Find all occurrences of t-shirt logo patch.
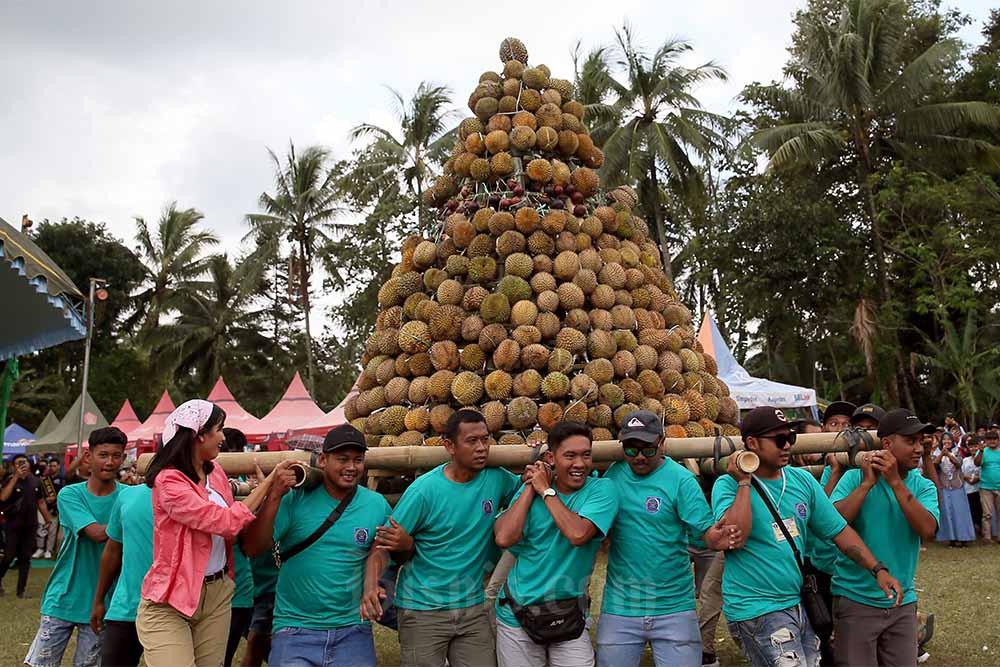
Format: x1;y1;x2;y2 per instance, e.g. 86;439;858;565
795;502;807;519
645;496;662;514
354;528;369;546
482;499;494;515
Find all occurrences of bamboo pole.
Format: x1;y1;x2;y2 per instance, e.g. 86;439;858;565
137;430;877;476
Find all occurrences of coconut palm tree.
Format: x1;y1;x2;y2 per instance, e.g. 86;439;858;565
246;143;342;393
597;25;729;275
349;82;456;234
129;203;218;336
748;0;1000;306
147;254;270;394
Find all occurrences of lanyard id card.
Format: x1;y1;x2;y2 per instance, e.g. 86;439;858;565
772;517;800;542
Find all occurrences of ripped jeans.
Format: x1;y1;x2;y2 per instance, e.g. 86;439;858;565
728;604;820;667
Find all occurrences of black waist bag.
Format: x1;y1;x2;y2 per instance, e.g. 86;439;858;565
502;583;588;645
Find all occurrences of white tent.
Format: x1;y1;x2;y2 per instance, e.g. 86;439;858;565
698;311;817;412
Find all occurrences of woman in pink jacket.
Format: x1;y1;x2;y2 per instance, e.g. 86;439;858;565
136;400;294;667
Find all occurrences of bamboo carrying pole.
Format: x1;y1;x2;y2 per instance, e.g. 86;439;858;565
136;430;879;476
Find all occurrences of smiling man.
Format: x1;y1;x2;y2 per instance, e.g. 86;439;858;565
242;424;391;667
494;420;619;667
364;409;520;667
830;409;940;666
599;410;739;667
25;427;126;667
712;407;901;667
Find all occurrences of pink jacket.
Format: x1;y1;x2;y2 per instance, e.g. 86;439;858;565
140;465;255;617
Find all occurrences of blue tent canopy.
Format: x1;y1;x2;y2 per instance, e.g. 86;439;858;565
3;422;35;459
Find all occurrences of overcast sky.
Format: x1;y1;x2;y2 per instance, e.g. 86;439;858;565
2;1;993;321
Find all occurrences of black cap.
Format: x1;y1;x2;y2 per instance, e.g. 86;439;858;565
619;410;664;444
323;424;367;453
850;403;886;426
822;401;856;424
876;409;935;438
971;435;986;445
740;406;804;438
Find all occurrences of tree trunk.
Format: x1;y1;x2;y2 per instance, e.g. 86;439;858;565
298;236;316;394
648;162;672;281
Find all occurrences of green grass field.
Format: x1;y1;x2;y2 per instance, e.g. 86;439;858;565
2;542;996;665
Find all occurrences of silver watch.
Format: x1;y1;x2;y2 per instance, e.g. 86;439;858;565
541;487;557;499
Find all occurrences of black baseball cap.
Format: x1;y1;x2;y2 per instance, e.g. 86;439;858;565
619;410;664;444
740;406;804;438
850;403;886;426
323;424;367;453
822;401;856;424
876;409;935;438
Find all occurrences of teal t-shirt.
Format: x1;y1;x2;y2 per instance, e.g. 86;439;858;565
272;486;391;631
712;467;846;622
104;484;152;622
41;481;123;624
392;465;520;611
831;468;940;607
805;465;840;575
602;459;714;616
980;447;1000;490
251;551;279;600
496;476;619;628
233;542;254;609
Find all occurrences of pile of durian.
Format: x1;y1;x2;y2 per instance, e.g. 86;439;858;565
345;38;741;447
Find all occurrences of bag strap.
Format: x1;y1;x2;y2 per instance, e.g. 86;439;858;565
749;477;805;573
276;486;357;566
714;431;737;472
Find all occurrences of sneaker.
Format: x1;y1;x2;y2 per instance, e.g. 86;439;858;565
917;651;930;663
702;652;720;667
43;551;52;559
16;591;32;599
31;549;44;559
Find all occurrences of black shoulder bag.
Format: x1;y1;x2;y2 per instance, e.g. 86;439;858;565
273;486;357;568
750;477;832;634
501;583;589;645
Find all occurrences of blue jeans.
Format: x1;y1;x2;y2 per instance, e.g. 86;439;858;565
268;624;376;667
596;609;701;666
24;615;102;667
727;605;820;667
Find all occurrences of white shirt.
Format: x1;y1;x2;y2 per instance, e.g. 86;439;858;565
204;477;228;575
962;456;981;494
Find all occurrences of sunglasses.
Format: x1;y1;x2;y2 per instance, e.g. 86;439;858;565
757;432;797;448
623;445;660;458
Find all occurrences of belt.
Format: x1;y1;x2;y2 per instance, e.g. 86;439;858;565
204;569;226;583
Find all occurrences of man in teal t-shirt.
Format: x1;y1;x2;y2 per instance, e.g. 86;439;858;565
712;407;900;667
831;408;940;667
243;424;391;667
25;427;126;667
974;429;1000;542
362;410;520;667
599;410;738;667
90;482;153;667
494;420;619;667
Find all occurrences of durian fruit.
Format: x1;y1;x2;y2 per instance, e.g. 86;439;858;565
358;38;739;445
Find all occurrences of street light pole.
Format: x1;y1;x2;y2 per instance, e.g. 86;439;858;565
75;278;98;450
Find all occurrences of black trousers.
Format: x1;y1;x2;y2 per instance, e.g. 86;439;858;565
101;620;144;667
968;491;983;535
811;565;835;666
225;606;254;666
0;523;35;594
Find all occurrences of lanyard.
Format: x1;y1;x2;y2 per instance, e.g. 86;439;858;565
752;469;787;511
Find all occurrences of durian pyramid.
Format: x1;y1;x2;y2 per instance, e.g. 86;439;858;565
347;37;741;448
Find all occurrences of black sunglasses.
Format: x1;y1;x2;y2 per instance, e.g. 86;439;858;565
623;445;661;458
757;432;797;448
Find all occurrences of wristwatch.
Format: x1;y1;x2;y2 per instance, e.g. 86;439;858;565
541;487;557;499
870;562;888;578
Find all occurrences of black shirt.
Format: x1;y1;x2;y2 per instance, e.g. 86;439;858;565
2;476;43;527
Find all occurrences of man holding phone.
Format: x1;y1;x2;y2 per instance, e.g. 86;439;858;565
1;455;53;597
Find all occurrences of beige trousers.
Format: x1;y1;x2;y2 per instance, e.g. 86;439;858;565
698;551;725;650
980;488;1000;539
137;576;235;667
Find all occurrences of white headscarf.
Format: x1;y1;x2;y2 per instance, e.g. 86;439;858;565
162;399;216;443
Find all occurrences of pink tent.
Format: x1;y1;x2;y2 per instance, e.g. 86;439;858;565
255;372;325;435
129;391;176;442
287;380;359;438
109;399;142;439
206;377;266;440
